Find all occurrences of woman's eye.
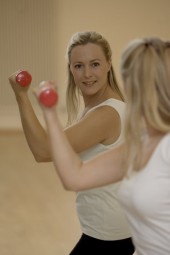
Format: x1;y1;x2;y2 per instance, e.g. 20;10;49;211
92;62;100;67
74;64;82;69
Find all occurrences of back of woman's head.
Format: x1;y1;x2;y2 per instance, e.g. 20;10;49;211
65;31;124;125
120;37;170;171
164;41;170;108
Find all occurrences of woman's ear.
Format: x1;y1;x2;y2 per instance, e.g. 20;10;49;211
107;60;112;72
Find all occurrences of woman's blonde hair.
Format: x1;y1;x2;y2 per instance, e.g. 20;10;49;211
65;31;124;125
120;37;170;171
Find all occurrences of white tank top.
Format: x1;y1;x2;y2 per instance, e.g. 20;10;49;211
76;99;131;240
118;133;170;254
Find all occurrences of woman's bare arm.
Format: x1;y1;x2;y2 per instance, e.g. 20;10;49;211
9;71;51;162
9;71;121;162
35;82;125;191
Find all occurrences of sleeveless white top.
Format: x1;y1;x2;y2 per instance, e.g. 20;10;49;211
118;133;170;254
76;99;131;240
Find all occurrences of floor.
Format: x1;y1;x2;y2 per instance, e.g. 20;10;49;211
0;130;81;255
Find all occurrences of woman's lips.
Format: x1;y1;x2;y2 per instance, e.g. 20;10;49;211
83;81;96;86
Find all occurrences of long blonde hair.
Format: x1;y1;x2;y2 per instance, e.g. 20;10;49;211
65;31;124;125
120;38;170;171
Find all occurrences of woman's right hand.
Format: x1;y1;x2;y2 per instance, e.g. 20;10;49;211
33;80;58;109
8;70;32;96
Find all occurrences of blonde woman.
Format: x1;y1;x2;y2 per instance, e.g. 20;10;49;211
9;32;134;254
34;37;170;255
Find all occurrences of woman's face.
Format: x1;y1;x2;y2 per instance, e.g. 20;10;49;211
69;43;111;97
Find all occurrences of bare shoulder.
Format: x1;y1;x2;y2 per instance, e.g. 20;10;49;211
83;105;121;145
84;103;121;123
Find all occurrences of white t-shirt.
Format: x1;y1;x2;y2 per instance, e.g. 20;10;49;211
118;133;170;255
77;99;131;240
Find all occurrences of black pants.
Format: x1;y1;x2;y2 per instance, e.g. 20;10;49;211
69;233;135;255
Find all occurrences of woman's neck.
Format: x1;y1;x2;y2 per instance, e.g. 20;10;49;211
83;85;122;109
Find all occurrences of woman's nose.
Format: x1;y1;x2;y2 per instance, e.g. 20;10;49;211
84;66;92;78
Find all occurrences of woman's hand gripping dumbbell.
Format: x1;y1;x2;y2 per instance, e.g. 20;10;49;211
9;70;58;107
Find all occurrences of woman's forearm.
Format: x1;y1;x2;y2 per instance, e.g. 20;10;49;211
16;93;52;162
9;71;52;162
43;108;83;189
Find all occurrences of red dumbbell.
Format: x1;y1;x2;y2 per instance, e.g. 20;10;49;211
16;70;32;87
39;88;58;107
